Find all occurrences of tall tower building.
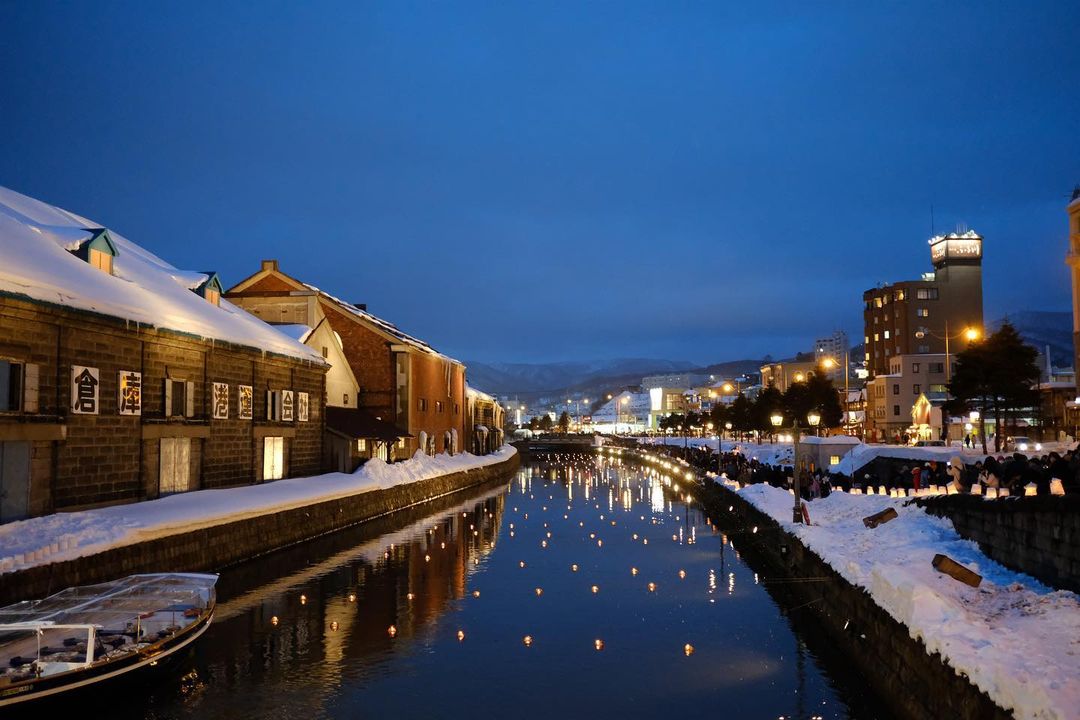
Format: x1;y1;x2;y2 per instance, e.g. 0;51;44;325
862;230;984;377
1066;188;1080;376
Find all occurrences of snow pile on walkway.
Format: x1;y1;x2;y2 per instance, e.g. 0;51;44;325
0;447;516;575
737;483;1080;720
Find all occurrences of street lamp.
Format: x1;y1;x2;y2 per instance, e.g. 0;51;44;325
771;410;821;524
914;322;981;384
619;396;630;435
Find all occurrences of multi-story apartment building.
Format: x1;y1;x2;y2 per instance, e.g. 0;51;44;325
864;353;953;442
863;231;984;377
0;187;327;522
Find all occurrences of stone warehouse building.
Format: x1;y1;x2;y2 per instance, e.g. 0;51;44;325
0;187;327;523
225;262;468;464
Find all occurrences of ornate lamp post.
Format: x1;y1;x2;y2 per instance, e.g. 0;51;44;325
771;410;821;523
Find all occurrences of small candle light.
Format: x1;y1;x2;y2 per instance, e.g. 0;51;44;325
300;594;307;605
348;593;356;602
535;587;543;597
684;643;694;656
271;616;279;625
594;638;604;651
406;592;415;601
678;570;686;579
473;590;481;598
520;561;526;568
523;635;533;647
571;564;579;572
591;585;599;594
330;621;339;632
648;582;657;592
457;630;465;641
388;625;397;637
631;567;638;576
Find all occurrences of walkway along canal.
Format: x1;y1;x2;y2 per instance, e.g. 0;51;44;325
28;451;902;719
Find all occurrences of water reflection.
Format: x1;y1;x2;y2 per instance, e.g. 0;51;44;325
82;453;889;720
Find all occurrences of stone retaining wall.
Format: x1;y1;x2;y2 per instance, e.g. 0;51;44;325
630;450;1010;720
0;451;519;606
916;494;1080;593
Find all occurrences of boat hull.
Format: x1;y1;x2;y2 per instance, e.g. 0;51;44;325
0;607;214;708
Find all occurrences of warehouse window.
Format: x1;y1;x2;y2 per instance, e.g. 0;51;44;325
164;379;195;418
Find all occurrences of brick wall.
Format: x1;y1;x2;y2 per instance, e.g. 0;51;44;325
321;300;396;417
410;352;466;454
0;295;326;517
917;494;1080;593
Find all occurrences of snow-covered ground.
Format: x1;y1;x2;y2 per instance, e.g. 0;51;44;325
0;447;516;576
736;483;1080;720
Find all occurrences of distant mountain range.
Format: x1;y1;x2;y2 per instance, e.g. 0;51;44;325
463;357;763;400
991;310;1073;367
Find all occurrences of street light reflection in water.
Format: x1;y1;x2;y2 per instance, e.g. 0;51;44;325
77;452;890;720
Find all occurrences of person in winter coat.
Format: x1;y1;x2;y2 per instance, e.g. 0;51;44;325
920;463;932;489
947;456;966;492
911;465;922;491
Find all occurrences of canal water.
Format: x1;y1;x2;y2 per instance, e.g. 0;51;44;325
116;452;888;719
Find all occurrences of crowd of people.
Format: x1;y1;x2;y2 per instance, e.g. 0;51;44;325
640;441;1080;498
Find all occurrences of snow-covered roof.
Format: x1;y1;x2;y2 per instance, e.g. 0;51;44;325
927;229;981;244
0;186;324;363
466;384;497;404
302;282;461;365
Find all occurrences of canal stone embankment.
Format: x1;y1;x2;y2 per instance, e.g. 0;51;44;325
629;449;1012;720
0;450;519;606
916;494;1080;593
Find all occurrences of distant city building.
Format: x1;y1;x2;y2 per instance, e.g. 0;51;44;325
814;330;849;363
640;372;708;390
863;230;984;377
759;357;819;394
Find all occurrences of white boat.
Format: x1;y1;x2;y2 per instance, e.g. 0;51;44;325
0;573;217;707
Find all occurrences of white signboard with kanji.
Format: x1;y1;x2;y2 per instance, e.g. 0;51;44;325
212;382;229;419
281;390;295;422
238;385;253;420
118;370;142;415
297;391;309;422
71;366;100;415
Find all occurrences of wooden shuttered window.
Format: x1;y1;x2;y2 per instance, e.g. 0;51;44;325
23;363;38;413
164;379;196;418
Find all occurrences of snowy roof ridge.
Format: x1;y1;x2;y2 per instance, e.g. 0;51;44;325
302;282;462;365
0;185;325;364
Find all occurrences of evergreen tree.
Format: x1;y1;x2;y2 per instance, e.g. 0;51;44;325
558;411;571;433
539;414;554;432
946;322;1040;453
752;384;784;440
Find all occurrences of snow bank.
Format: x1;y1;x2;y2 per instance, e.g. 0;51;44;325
0;185;321;362
736;483;1080;720
0;447;516;576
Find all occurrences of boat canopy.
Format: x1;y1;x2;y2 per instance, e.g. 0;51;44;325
0;573;217;631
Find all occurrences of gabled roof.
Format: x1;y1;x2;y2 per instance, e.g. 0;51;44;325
307;282;460;364
0;186;324;363
69;227;118;259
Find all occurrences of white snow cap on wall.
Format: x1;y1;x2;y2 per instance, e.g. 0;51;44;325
0;185;323;362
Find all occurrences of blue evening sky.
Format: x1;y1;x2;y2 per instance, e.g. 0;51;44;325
2;1;1078;365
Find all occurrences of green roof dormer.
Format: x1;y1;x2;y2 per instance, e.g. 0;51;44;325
71;228;118;275
195;272;224;306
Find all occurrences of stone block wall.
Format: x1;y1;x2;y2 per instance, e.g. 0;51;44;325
0;295;326;516
0;450;519;606
917;494;1080;592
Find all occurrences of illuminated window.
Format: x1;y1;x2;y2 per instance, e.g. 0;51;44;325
874;297;882;308
884;330;890;339
829;455;840;465
873;333;879;342
917;308;929;317
915;288;939;300
912;363;920;373
356;438;367;452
